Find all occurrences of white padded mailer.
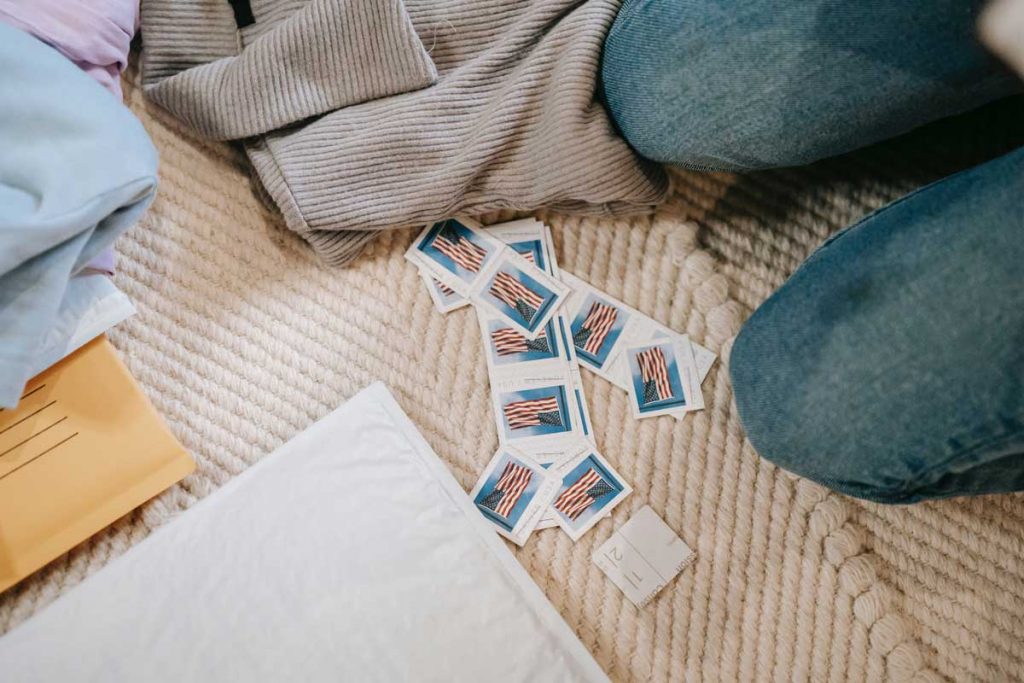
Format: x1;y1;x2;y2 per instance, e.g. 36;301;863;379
0;383;608;682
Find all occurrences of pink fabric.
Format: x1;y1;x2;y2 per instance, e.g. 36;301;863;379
0;0;137;98
0;0;139;276
81;248;117;276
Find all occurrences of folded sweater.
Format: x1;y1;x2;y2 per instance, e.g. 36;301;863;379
140;0;668;266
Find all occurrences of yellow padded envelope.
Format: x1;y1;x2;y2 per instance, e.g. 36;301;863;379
0;336;194;592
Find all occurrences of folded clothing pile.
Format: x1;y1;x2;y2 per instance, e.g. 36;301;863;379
139;0;668;267
0;10;156;409
0;0;139;279
406;217;715;546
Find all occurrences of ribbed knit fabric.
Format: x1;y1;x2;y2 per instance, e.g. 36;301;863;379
140;0;669;266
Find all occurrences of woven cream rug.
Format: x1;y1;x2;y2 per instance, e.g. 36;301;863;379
2;74;1022;681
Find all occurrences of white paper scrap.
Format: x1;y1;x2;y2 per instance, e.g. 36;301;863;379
592;505;695;607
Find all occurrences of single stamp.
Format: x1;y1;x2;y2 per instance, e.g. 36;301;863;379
470;447;558;546
480;314;563;369
492;381;576;444
569;290;630;372
405;217;503;294
471;251;568;339
551;449;632;541
623;339;700;418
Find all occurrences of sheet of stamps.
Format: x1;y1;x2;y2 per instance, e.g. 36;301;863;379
469;447;559;546
549;446;632;541
622;337;704;419
481;222;595;448
409;216;716;544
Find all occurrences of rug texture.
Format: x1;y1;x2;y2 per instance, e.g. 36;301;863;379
1;69;1022;682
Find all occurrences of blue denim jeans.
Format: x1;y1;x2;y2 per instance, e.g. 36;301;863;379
731;149;1024;503
601;1;1024;502
601;0;1020;170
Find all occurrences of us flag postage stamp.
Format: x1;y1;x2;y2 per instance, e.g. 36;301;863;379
478;308;582;381
494;383;573;442
470;447;559;546
551;448;632;541
623;338;702;419
490;375;585;450
569;288;631;372
471;250;568;340
478;310;564;373
405;217;503;296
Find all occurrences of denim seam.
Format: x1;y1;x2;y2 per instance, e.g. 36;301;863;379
780;469;898;505
780;422;1022;504
896;423;1024;497
813;426;1024;504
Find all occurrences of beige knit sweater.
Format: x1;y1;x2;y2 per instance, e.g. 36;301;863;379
140;0;668;265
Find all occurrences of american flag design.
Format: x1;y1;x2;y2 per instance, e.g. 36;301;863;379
637;347;674;404
515;249;536;265
432;229;486;272
490;271;546;324
554;467;615;521
503;396;562;430
573;301;617;355
433;278;455;297
479;460;533;518
491;327;549;356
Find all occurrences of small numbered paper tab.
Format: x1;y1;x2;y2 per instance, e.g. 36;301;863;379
592;505;695;607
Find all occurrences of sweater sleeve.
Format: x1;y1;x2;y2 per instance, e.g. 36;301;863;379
140;0;437;140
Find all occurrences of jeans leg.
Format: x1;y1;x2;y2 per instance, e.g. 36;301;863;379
601;0;1022;170
728;146;1024;503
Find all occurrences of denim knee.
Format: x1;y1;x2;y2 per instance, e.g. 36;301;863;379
729;312;912;504
601;0;1019;170
729;147;1024;503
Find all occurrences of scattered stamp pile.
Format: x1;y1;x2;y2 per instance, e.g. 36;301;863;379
405;217;716;547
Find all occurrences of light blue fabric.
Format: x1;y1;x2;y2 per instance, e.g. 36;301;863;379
0;23;157;407
730;147;1024;503
27;273;136;381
